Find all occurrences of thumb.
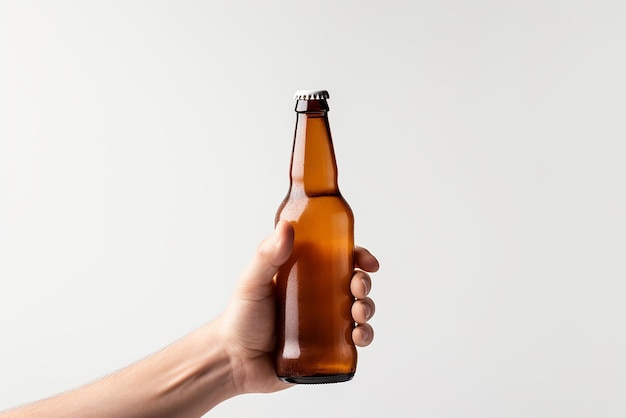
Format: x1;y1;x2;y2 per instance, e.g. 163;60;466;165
235;221;294;299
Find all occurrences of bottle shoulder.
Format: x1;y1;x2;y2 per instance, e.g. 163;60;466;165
279;191;352;208
276;192;354;223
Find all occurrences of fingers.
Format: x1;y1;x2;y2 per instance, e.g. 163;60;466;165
355;246;379;273
351;249;378;347
235;221;294;300
352;323;374;347
267;220;295;266
350;270;372;299
351;297;375;324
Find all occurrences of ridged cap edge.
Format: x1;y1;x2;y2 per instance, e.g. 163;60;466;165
294;90;330;100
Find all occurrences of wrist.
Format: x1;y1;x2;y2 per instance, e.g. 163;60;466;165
158;321;240;414
121;320;241;417
213;314;250;396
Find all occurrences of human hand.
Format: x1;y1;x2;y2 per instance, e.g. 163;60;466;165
0;221;379;418
218;220;379;395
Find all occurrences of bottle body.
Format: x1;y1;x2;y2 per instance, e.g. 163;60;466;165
274;91;356;384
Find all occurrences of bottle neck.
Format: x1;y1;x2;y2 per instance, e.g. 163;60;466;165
288;100;339;196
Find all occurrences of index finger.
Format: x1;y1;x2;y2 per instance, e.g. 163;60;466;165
355;246;379;272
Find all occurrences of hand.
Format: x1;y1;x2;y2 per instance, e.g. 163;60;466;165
218;221;380;395
0;221;378;417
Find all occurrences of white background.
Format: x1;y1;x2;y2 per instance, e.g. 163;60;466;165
1;1;625;417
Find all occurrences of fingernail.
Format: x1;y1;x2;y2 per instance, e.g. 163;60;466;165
364;304;372;320
272;223;281;245
361;277;370;295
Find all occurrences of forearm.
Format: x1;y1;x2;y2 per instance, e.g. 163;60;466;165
1;321;239;418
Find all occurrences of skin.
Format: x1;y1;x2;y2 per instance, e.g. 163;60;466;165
1;221;379;417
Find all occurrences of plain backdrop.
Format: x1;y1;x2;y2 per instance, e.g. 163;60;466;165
1;1;625;417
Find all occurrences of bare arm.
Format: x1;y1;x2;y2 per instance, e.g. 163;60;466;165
4;322;236;418
1;221;379;417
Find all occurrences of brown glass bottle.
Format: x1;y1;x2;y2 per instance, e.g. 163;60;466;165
274;90;356;384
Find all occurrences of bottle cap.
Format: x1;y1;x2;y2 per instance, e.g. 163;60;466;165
294;90;330;100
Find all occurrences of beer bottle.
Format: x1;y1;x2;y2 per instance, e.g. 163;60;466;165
274;90;356;384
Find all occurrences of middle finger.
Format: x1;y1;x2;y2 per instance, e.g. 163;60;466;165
350;270;372;299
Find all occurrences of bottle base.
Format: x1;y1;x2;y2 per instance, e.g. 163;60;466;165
279;373;354;384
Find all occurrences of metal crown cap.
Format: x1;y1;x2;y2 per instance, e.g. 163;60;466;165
294;90;330;100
